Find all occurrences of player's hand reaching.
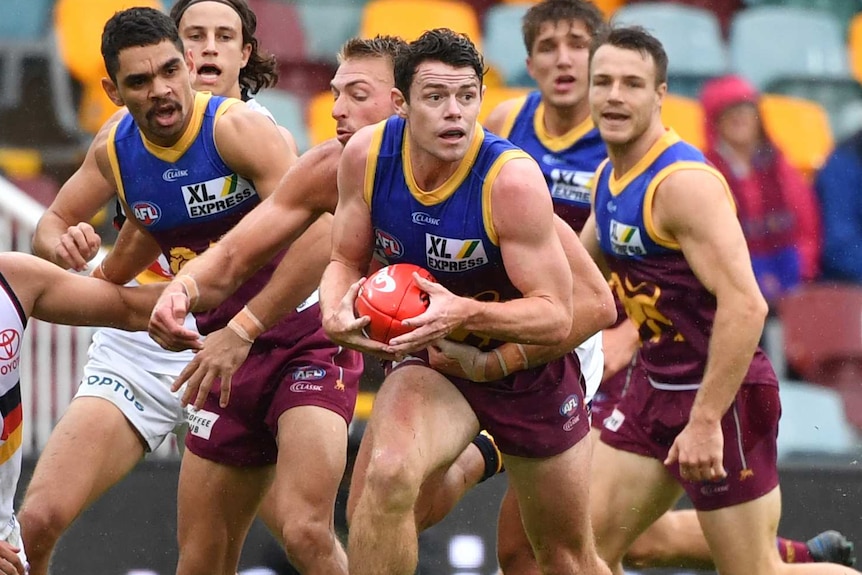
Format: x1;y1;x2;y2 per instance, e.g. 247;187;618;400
428;339;490;382
149;281;202;352
0;540;26;575
171;325;252;409
54;222;101;272
388;273;468;354
664;417;726;483
323;278;396;360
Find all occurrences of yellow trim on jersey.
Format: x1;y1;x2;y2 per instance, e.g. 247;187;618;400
534;104;595;152
140;92;210;163
590;158;611;208
213;96;241;122
643;161;735;250
608;129;681;197
134;267;171;285
403;122;484;206
363;120;387;207
0;424;22;465
481;150;532;246
106;122;125;204
498;95;528;139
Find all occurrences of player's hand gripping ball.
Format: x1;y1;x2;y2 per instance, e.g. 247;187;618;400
355;263;436;342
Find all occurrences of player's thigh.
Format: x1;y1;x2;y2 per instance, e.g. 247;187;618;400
590;439;683;560
23;397;145;516
697;485;783;575
504;435;594;559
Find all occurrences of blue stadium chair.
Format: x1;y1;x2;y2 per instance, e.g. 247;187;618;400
253;89;310;153
612;3;728;97
296;3;363;64
729;6;850;90
777;380;859;460
742;0;862;32
483;4;531;86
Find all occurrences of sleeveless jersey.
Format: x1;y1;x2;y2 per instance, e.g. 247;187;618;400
366;116;531;350
499;91;606;231
108;92;318;340
0;273;25;533
592;130;775;387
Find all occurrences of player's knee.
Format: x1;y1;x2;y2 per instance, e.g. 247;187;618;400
18;499;73;546
497;538;538;575
362;449;423;513
281;518;337;564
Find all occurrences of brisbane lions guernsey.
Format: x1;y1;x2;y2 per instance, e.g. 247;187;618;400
592;129;775;387
498;91;606;232
366;116;531;351
0;272;24;533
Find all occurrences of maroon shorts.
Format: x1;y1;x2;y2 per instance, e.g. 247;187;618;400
599;364;780;511
589;357;634;430
392;350;590;458
185;324;363;467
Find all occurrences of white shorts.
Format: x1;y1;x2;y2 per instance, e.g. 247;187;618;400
1;516;27;570
575;331;604;404
74;342;188;452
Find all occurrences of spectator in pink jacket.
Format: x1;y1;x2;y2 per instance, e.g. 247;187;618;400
700;74;822;304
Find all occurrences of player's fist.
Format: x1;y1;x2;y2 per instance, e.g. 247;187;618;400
56;222;101;272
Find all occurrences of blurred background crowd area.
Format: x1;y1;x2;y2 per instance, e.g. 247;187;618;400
3;0;862;465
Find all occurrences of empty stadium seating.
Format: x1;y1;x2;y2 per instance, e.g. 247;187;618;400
306;90;337;147
253;89;311;152
661;93;705;150
360;0;483;49
759;94;833;177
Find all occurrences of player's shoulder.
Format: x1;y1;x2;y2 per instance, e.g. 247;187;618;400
340;122;380;169
483;97;525;135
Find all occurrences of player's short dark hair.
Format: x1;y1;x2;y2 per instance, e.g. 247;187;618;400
589;25;668;86
522;0;608;55
101;7;184;83
394;28;484;103
338;35;407;67
170;0;278;98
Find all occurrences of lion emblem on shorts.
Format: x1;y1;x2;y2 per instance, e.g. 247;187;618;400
335;379;345;392
170;246;198;274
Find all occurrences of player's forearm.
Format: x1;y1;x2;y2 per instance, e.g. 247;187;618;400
97;225;162;285
32;211;72;266
692;292;768;423
176;244;248;312
319;260;362;319
461;295;572;346
116;284;164;331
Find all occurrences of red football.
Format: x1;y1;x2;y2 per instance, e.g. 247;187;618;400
355;263;436;342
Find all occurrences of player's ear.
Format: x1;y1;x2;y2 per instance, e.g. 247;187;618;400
392;87;408;119
101;77;123;107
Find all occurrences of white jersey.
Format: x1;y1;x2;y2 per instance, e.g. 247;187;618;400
575;331;603;404
0;273;25;534
245;97;275;123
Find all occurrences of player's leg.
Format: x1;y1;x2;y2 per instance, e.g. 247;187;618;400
19;398;145;575
496;484;539;575
347;363;479;575
624;509;712;569
267;405;349;574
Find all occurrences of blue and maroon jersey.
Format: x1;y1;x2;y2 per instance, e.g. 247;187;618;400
592;130;776;387
497;91;606;232
365;115;532;350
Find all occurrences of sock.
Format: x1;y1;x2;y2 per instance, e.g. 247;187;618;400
778;537;814;563
472;432;503;483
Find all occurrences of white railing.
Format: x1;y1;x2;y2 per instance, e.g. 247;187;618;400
0;176;181;458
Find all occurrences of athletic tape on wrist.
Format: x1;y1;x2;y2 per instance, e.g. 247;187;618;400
493;348;509;378
176;275;199;308
228;305;265;344
516;343;529;369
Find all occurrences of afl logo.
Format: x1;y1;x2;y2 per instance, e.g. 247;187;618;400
132;202;161;226
559;394;579;417
374;229;403;259
0;329;20;361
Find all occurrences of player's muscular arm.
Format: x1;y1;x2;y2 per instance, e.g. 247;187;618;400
32;118;122;270
654;168;768;480
481;99;519;136
579;214;612;278
95;220;163;284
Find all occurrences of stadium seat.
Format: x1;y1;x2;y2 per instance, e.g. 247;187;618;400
779;283;862;432
613;3;728;96
497;0;624;16
850;13;862;84
54;0;164;134
626;0;743;36
479;86;530;125
766;76;862;142
729;6;849;90
759;94;833;177
247;0;307;65
483;4;530;85
743;0;862;32
776;379;858;459
276;60;337;100
360;0;483;51
661;93;705;150
253;89;310;153
296;3;362;64
306;91;337;147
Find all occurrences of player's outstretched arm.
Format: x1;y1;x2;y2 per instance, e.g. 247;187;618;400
655;168;768;482
94;220;164;284
0;252;161;332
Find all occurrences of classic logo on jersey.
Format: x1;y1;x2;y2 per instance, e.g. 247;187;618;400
0;329;20;362
411;212;440;226
609;219;647;256
425;234;487;272
549;169;593;206
182;174;256;218
290;382;323;393
293;366;326;381
162;168;189;182
374;229;403;260
132;201;161;226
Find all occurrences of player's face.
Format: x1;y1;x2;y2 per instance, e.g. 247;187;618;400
178;1;251;99
330;56;395;145
399;61;482;163
105;40;195;146
526;19;592;110
589;44;665;147
717;102;760;150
